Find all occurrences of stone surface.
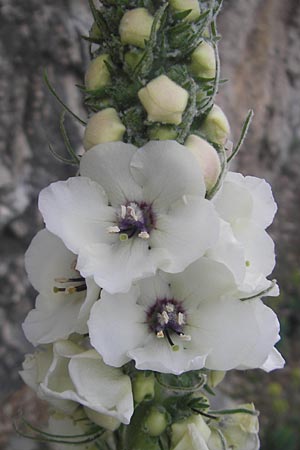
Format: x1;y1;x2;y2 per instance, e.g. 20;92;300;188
0;0;299;448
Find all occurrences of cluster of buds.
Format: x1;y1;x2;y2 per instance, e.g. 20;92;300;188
81;0;232;194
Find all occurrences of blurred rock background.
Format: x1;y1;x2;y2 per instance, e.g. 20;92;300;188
0;0;299;449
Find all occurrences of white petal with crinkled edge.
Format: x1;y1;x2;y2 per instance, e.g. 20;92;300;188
233;219;275;276
23;293;85;345
89;287;148;367
39;342;134;423
80;142;142;207
77;239;169;294
39;177;115;255
189;297;280;371
130;140;206;210
129;335;208;375
25;229;78;296
151;197;220;273
205;220;246;285
69;350;134;424
213;173;253;224
19;346;53;392
228;172;277;228
167;257;237;308
259;347;285;372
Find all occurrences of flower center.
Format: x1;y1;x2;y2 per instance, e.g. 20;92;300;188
147;298;191;350
53;260;87;295
108;202;155;241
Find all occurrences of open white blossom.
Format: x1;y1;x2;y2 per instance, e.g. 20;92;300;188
88;257;282;375
22;229;100;345
39;141;220;294
212;172;278;297
19;340;134;424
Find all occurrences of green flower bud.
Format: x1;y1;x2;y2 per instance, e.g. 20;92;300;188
119;8;154;49
85;54;111;91
169;0;201;22
83;108;126;150
185;134;221;191
206;370;226;388
189;41;216;79
171;415;211;448
124;50;144;71
143;407;168;437
132;371;155;403
84;407;120;431
138;75;189;125
148;125;178;140
200;105;231;146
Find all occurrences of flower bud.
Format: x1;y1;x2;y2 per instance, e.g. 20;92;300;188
200;105;231;146
185;134;221;191
138;75;189;125
119;8;154;49
208;404;260;450
169;0;201;22
189;41;216;79
171;415;211;449
132;371;155;403
148;125;178;140
206;370;226;388
85;54;111;91
143;406;168;437
83;108;126;150
84;407;120;431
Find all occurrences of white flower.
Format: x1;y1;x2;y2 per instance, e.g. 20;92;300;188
20;340;134;424
22;229;100;345
212;172;278;297
88;257;281;374
171;415;211;450
39;140;220;294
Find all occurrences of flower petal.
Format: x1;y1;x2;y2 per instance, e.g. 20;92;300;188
151;197;220;273
25;229;77;295
130;140;206;209
129;335;208;375
88;288;148;367
39;177;115;255
77;239;168;294
190;298;280;370
69;350;134;424
80;142;142;206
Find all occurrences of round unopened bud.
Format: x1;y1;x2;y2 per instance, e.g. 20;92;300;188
189;41;216;79
148;125;178;140
200;105;231;146
119;8;154;49
138;75;189;125
143;407;168;437
169;0;201;22
133;372;155;403
85;54;111;91
185;134;221;191
84;407;120;431
206;370;226;388
83;108;126;150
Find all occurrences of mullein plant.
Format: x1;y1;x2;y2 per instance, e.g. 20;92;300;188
17;1;285;449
